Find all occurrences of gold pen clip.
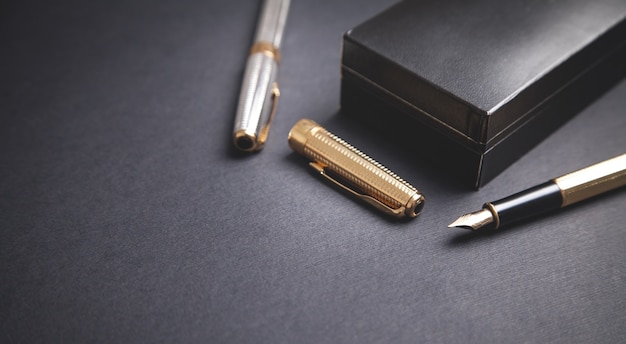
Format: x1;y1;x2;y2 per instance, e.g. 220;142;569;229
256;82;280;148
309;161;406;217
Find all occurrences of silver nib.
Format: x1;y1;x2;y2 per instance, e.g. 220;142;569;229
448;208;494;230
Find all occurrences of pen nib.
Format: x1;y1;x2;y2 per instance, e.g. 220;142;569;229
448;208;494;230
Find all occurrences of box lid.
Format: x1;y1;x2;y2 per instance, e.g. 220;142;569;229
342;0;626;147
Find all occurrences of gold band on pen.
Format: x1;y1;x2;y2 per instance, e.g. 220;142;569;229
483;202;501;229
250;41;281;63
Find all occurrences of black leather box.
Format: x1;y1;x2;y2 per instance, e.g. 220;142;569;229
341;0;626;188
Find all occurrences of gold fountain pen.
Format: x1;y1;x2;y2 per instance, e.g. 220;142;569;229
288;118;425;218
449;153;626;230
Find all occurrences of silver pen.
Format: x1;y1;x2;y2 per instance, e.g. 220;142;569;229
233;0;290;152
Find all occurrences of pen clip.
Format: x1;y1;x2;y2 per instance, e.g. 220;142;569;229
257;82;280;147
309;161;404;217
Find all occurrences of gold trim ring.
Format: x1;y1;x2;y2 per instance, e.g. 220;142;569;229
250;41;281;63
484;202;500;229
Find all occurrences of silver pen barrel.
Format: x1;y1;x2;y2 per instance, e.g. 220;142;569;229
255;0;289;47
233;0;290;152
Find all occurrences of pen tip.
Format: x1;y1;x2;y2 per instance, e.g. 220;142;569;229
447;216;475;230
448;208;494;230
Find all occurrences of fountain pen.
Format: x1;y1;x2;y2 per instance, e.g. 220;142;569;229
233;0;290;152
449;153;626;230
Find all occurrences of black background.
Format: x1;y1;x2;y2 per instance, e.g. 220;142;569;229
2;1;625;343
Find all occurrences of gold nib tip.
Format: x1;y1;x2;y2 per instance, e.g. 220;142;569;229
448;208;494;230
448;215;478;230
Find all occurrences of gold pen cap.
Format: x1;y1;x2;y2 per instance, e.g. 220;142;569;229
288;118;425;218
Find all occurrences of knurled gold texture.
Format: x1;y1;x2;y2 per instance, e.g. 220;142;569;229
554;153;626;207
288;119;424;218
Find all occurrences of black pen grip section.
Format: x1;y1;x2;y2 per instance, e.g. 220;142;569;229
492;181;562;226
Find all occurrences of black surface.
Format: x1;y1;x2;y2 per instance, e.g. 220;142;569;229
490;181;563;228
2;0;626;343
